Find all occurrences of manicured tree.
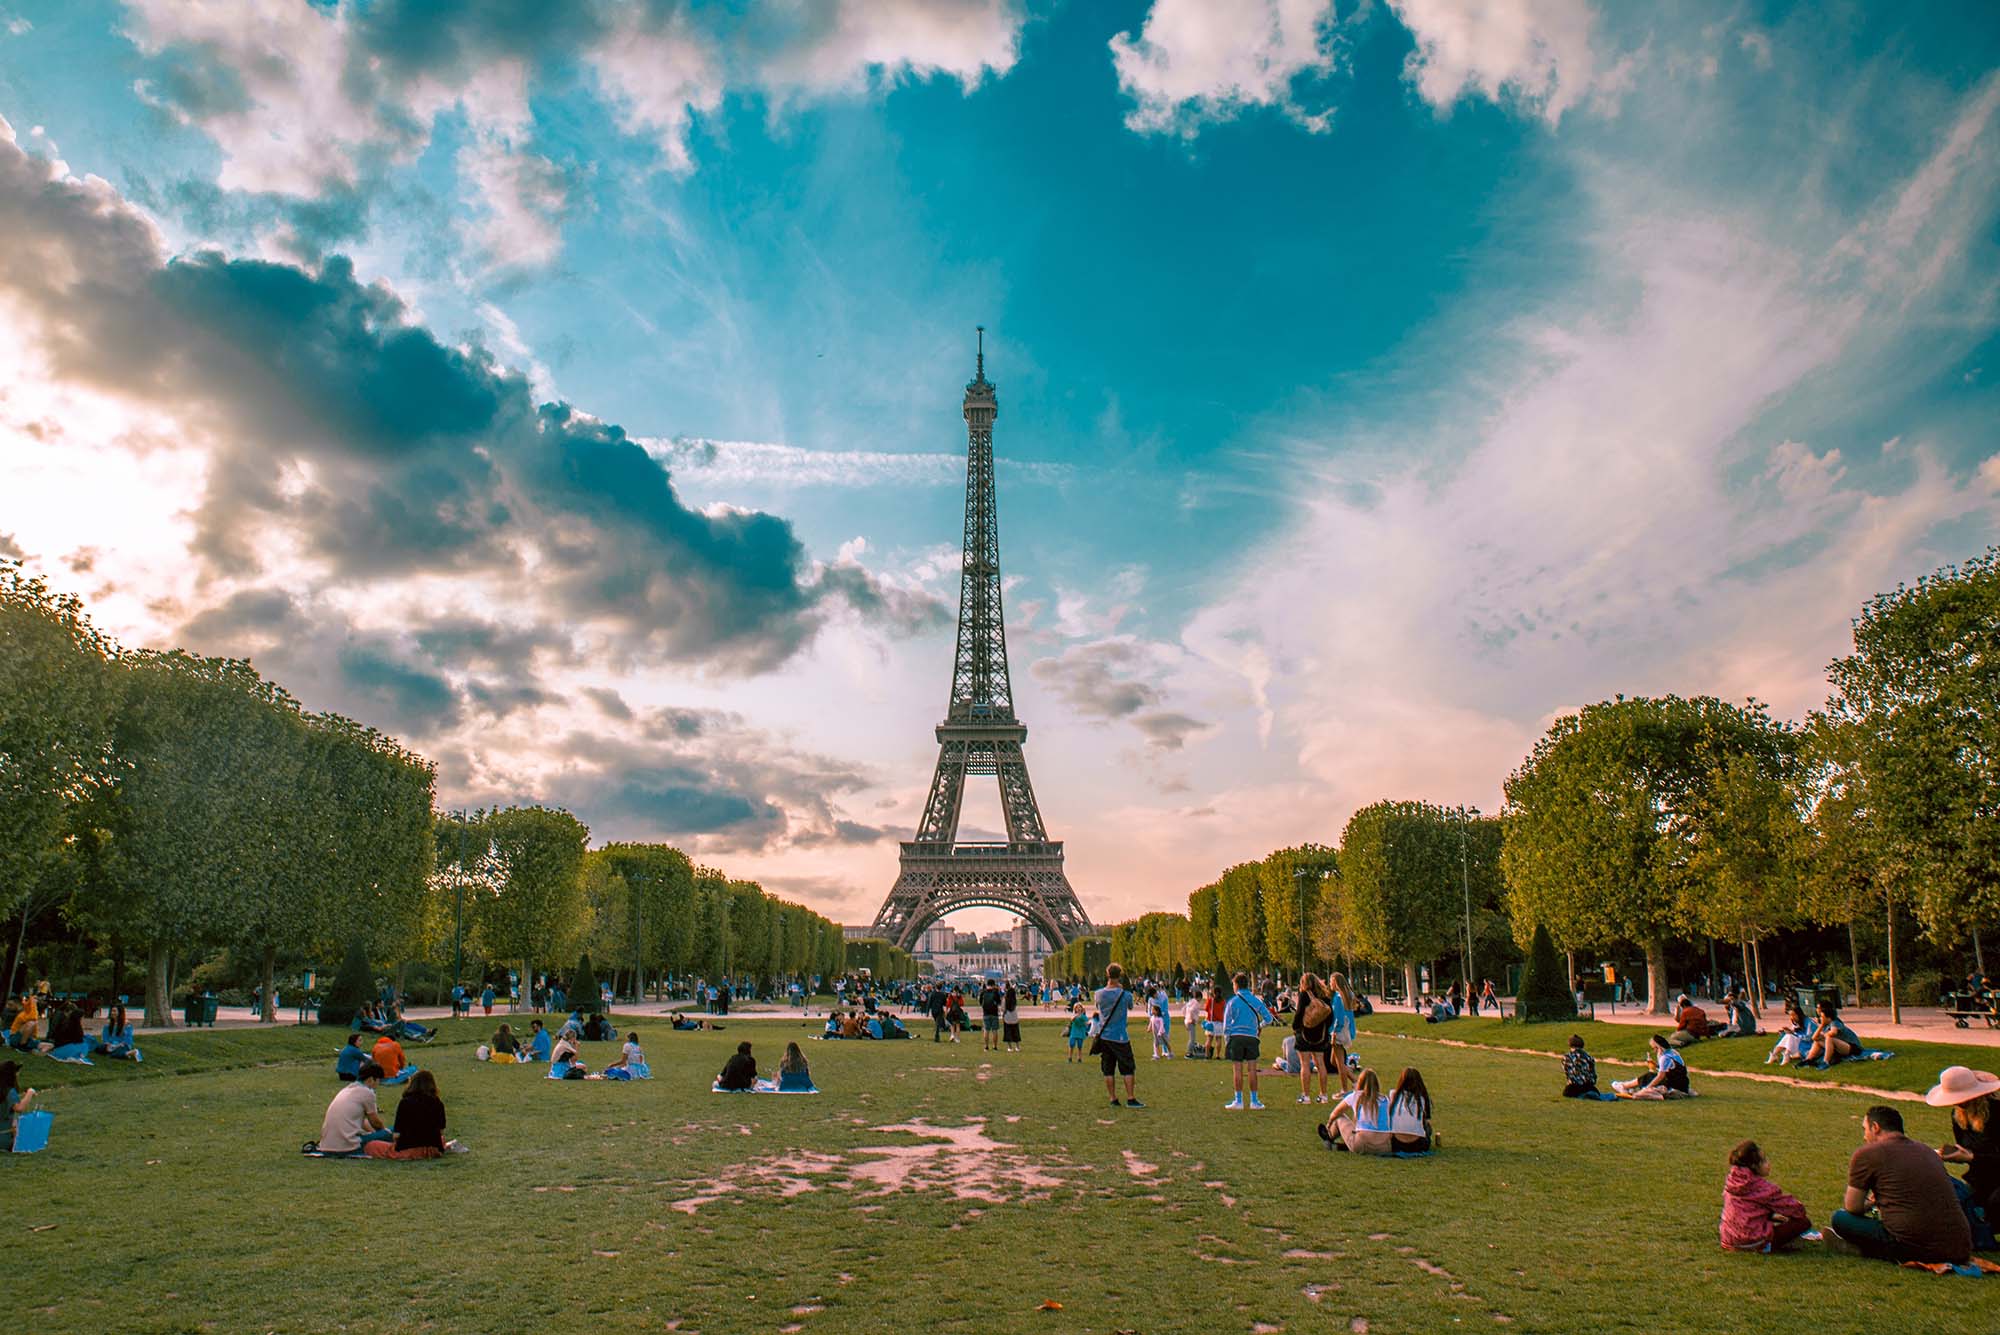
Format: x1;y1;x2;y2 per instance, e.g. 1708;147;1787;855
1339;801;1464;1001
481;806;589;1013
1824;547;2000;1015
1259;843;1336;979
1515;922;1573;1022
571;951;601;1013
321;937;374;1027
1214;862;1267;974
1502;695;1790;1015
1187;884;1221;977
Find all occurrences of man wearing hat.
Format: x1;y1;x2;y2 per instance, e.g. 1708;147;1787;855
1931;1065;2000;1242
1827;1102;1973;1263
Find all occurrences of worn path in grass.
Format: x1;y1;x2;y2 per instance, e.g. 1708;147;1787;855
3;1018;1989;1335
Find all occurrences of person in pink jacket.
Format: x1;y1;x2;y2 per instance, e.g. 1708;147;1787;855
1719;1139;1815;1252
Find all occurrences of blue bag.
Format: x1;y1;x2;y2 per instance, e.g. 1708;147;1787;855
12;1109;52;1153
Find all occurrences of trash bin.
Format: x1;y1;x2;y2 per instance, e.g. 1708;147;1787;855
1796;983;1842;1015
184;993;218;1027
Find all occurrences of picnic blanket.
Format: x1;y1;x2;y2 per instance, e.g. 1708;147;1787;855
44;1047;93;1066
1899;1258;2000;1277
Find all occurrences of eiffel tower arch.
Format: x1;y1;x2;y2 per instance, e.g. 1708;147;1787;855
870;331;1095;953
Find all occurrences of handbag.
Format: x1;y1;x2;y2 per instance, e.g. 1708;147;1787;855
1088;989;1130;1057
1301;995;1332;1030
11;1109;52;1154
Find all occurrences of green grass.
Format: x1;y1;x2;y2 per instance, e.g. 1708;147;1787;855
3;1017;1988;1334
1357;1012;1994;1095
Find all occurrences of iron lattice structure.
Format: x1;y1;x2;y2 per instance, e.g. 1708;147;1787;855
870;331;1095;952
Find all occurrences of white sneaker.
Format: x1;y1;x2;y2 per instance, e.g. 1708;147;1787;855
1297;1095;1312;1104
1224;1097;1244;1110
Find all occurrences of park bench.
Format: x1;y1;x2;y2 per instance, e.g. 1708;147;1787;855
1942;990;2000;1030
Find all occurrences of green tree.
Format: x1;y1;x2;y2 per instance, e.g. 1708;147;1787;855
1678;748;1805;1011
1515;922;1573;1022
1187;884;1220;976
1213;862;1267;972
1502;695;1791;1015
0;562;115;997
321;937;374;1027
1824;548;2000;957
1338;801;1465;1000
571;950;601;1012
481;806;588;1012
1258;844;1336;979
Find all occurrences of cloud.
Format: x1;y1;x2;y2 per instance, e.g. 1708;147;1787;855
0;531;25;560
649;437;1071;488
1388;0;1618;124
1029;636;1216;751
0;120;932;674
1110;0;1343;136
121;0;1026;254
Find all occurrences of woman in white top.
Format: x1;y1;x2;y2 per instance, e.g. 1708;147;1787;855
1385;1067;1434;1152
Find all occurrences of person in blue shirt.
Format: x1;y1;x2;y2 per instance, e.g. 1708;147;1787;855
1092;963;1145;1109
1065;1003;1091;1062
1222;972;1277;1110
1614;1032;1694;1098
335;1032;369;1082
525;1019;552;1062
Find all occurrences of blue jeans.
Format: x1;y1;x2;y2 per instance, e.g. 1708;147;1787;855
1830;1210;1930;1262
358;1129;395;1147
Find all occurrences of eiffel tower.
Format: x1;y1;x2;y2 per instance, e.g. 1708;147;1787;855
870;330;1094;952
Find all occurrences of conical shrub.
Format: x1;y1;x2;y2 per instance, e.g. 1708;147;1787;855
320;938;373;1027
1516;922;1574;1023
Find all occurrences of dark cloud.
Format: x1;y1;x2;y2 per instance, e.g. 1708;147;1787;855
0;533;25;561
0;124;927;673
580;686;632;720
1030;638;1214;751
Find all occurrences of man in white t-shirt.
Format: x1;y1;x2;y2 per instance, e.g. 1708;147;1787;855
317;1063;389;1154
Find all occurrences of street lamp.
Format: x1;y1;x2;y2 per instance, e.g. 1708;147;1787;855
1459;805;1480;998
452;811;467;1001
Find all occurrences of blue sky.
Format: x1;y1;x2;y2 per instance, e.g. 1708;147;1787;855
2;0;1997;930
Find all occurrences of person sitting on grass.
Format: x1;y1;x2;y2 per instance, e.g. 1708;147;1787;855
1562;1033;1612;1100
526;1019;552;1062
1766;1001;1814;1066
42;1001;88;1060
1321;1067;1395;1154
313;1062;391;1155
364;1069;450;1160
1930;1066;2000;1244
1668;994;1714;1047
1719;1139;1813;1252
1222;971;1276;1111
489;1023;523;1064
1716;989;1760;1039
584;1012;614;1043
1803;1000;1862;1068
841;1010;865;1040
604;1032;649;1080
778;1041;816;1092
717;1041;758;1092
372;1032;409;1081
1387;1067;1436;1153
336;1032;371;1081
94;1002;138;1060
1827;1104;1973;1264
0;1061;37;1152
1614;1033;1693;1099
7;993;38;1051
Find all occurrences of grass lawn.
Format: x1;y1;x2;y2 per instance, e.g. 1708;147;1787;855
4;1014;1989;1334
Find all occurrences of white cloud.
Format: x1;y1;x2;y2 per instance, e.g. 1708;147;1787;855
757;0;1022;96
1110;0;1342;136
648;437;1071;489
456;138;569;269
1388;0;1610;124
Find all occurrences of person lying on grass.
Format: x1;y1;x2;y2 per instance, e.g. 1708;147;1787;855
670;1012;711;1032
1827;1104;1973;1264
314;1062;391;1155
365;1069;450;1160
1562;1033;1613;1100
717;1041;758;1091
0;1060;37;1151
1803;1000;1862;1068
1613;1033;1693;1099
778;1042;815;1092
1719;1139;1814;1252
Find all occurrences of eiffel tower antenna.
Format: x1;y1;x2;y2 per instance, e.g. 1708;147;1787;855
869;330;1094;952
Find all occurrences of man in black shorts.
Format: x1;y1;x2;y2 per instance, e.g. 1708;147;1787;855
1093;963;1144;1108
979;980;1004;1051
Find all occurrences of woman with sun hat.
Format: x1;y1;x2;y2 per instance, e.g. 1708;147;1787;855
1929;1065;2000;1245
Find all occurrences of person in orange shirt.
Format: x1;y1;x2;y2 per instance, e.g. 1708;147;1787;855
7;993;38;1050
372;1033;407;1080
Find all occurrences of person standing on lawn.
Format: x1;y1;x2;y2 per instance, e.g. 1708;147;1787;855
928;984;949;1043
1827;1104;1973;1264
1094;963;1143;1109
979;980;1003;1050
1291;973;1335;1104
1223;972;1277;1110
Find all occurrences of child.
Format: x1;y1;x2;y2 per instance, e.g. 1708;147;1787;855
1065;1003;1090;1062
1148;996;1169;1060
1222;972;1276;1110
1562;1033;1612;1100
1183;993;1206;1058
1718;1139;1814;1251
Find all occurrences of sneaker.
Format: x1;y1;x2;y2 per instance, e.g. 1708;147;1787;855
1224;1097;1244;1110
1317;1094;1330;1104
1110;1098;1123;1107
1298;1095;1312;1104
1124;1098;1146;1108
1247;1096;1265;1110
1819;1230;1861;1256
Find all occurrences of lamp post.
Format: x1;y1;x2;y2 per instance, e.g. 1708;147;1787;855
1459;805;1480;998
452;811;467;998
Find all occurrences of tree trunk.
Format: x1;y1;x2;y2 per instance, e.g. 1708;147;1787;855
1886;899;1901;1024
1645;941;1669;1015
1750;938;1766;1015
260;944;278;1025
1707;937;1720;1000
146;941;175;1027
111;939;125;1002
1975;929;1987;977
2;904;27;1006
1402;961;1419;1005
1848;921;1862;1007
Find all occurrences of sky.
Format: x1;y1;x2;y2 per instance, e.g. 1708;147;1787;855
2;0;1997;935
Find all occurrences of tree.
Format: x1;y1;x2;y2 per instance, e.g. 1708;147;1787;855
1824;548;2000;956
1213;862;1267;973
0;562;115;998
1677;748;1805;1011
1515;922;1573;1022
481;806;588;1012
321;937;374;1027
572;950;601;1012
1502;695;1791;1014
1259;843;1336;979
593;843;695;995
1187;885;1220;976
1338;802;1466;1001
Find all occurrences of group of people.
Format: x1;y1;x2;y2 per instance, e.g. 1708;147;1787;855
6;993;140;1063
916;981;1023;1049
715;1040;816;1092
311;1063;456;1159
1717;1065;1998;1267
820;1009;911;1040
